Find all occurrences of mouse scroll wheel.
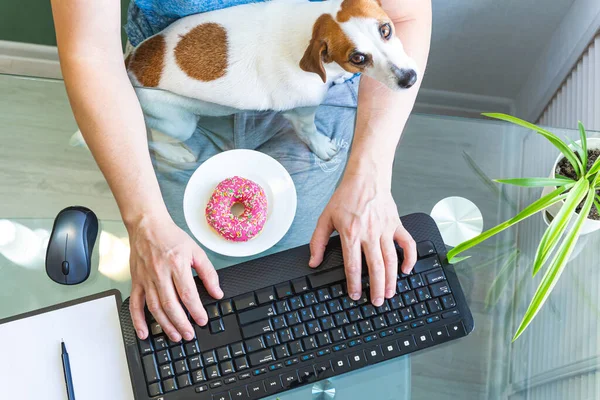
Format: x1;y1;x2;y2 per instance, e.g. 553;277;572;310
61;261;70;275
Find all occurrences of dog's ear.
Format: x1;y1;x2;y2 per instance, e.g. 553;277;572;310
300;38;329;83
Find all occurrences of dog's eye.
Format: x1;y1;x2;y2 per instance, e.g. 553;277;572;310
350;53;367;65
380;23;392;40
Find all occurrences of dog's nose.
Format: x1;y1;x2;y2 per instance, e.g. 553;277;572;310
392;66;417;89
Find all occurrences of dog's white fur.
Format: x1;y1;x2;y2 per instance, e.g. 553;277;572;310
72;0;418;162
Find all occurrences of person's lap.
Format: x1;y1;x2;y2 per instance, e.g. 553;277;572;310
151;78;359;262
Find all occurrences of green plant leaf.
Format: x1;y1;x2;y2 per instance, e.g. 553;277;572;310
495;177;575;187
588;154;600;177
594;199;600;215
513;186;596;341
447;255;471;264
447;186;570;262
578;121;588;170
532;178;589;276
483;113;583;178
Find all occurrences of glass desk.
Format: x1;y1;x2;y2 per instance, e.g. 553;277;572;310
1;73;599;400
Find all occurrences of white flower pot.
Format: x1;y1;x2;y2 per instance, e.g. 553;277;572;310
540;138;600;235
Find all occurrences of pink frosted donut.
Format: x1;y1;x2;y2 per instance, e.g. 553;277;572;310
205;176;268;242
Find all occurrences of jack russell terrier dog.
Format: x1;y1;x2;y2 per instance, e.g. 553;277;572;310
73;0;419;163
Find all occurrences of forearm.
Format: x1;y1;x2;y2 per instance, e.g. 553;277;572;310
52;0;168;228
345;0;432;186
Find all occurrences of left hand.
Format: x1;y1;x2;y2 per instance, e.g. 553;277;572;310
309;174;417;307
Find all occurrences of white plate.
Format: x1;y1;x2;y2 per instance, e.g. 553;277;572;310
183;149;297;257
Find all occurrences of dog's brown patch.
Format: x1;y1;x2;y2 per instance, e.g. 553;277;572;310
128;35;166;87
337;0;387;23
300;14;366;82
174;23;228;82
124;53;132;68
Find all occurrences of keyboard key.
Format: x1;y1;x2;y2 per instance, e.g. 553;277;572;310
234;293;257;311
238;371;252;379
191;369;207;384
347;351;367;370
289;296;304;310
441;294;456;309
231;342;245;357
364;334;378;343
327;300;343;313
203;350;217;365
425;268;446;285
358;320;373;334
278;328;293;343
415;331;434;348
303;336;318;350
320;316;335;330
344;323;359;338
348;309;363;322
400;307;414;321
255;287;276;304
148;382;162;396
206;304;220;320
289;340;304;355
150;322;163;336
238;304;277;326
284;357;299;366
334;311;349;326
332;343;347;352
241;320;272;339
430;281;451;297
381;341;401;359
174;359;189;375
275;300;290;314
177;373;191;388
417;240;437;258
171;345;185;360
357;291;369;305
195;384;209;393
271;316;287;330
244;337;265;353
342;296;357;310
302;292;318;306
427;298;443;313
230;387;247;399
308;267;346;289
314;360;334;379
212;391;230;400
373;315;387;329
426;315;440;324
206;365;220;379
275;282;294;299
317;288;332;302
416;287;432;302
253;367;267;376
306;320;321;335
313;304;328;317
409;274;425;289
292;277;310;294
331;356;351;373
188;355;202;370
285;311;301;326
442;309;460;319
447;321;467;338
300;307;316;322
411;320;424;328
397;280;410;293
163;377;177;392
389;295;404;310
376;301;391;314
220;300;234;315
153;336;168;350
234;356;249;370
292;323;308;338
274;344;290;359
365;345;385;364
316;332;332;346
224;376;237;384
142;354;160;383
398;336;417;353
210;381;223;389
361;305;377;317
184;340;200;356
217;346;232;362
264;332;279;347
247;381;267;399
156;349;171;365
431;326;449;342
331;328;346;342
385;311;402;326
221;360;235;375
248;349;275;366
281;370;299;388
138;339;153;356
395;324;410;333
348;338;362;347
210;319;225;334
413;303;428;317
265;376;283;394
331;284;345;297
403;290;418;305
298;366;317;383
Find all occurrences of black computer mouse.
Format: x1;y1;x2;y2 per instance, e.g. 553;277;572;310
46;206;99;285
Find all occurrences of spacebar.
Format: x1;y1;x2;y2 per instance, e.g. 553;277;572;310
308;267;346;289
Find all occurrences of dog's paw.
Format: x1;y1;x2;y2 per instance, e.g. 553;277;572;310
308;134;339;161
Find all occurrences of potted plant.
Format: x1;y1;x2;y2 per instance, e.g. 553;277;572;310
447;113;600;341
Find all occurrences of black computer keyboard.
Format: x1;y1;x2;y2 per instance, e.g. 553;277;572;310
120;213;474;399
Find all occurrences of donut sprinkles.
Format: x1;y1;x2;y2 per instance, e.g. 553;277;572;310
205;176;268;242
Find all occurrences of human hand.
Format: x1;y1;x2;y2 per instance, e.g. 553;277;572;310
127;213;224;342
309;174;417;307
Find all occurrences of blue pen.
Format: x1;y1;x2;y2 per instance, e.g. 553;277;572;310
61;340;76;400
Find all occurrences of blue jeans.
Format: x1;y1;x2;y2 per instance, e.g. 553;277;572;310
152;79;360;266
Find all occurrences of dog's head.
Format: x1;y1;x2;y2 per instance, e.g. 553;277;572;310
300;0;418;90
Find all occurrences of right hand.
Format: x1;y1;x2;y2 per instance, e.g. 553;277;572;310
127;213;224;342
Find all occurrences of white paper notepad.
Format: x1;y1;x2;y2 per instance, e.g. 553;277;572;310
0;291;135;400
